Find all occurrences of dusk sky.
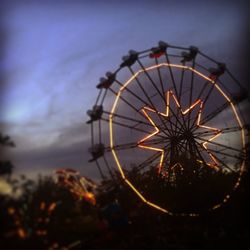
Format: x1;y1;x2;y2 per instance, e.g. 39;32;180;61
0;0;249;180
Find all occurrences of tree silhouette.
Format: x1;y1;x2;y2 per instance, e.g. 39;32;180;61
0;133;15;147
0;148;249;249
0;133;15;178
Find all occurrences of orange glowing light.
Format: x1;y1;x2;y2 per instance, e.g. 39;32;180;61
7;207;15;215
109;63;246;216
48;202;57;213
171;163;184;172
17;228;27;239
40;201;46;210
83;192;96;205
36;230;47;236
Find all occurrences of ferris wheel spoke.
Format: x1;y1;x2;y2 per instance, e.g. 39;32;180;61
191;139;210;167
173;136;207;167
128;66;175;136
149;93;189;134
108;86;164;131
218;126;243;133
105;107;183;138
171;139;189;157
114;76;181;136
201;82;217;108
136;60;179;135
128;66;161;108
152;59;181;146
139;136;170;146
132;113;184;135
195;141;235;171
178;63;185;102
104;109;186;140
137;58;166;105
165;118;185;134
164;53;191;132
198;102;230;127
134;151;163;172
96;159;106;179
173;62;187;134
194;135;244;154
194;126;242;137
189;81;216;130
109;87;141;113
184;135;190;152
165;52;189;132
164;53;179;99
166;105;185;136
103;155;115;180
210;156;234;172
163;150;172;172
187;60;196;129
101;118;166;139
155;57;166;101
106;137;168;152
106;142;139;151
194;79;210;103
103;110;155;128
141;106;186;134
175;62;185;121
199;146;245;161
135;141;173;173
114;78;155;110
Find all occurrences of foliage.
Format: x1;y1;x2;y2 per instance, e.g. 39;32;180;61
0;133;15;177
0;135;249;249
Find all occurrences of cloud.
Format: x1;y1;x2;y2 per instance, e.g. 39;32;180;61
3;121;100;179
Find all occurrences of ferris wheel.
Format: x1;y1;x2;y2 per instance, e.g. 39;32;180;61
87;41;248;216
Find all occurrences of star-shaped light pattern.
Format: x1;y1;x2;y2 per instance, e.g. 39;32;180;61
138;90;221;175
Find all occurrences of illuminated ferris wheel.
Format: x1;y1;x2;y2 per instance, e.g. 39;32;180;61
87;41;248;216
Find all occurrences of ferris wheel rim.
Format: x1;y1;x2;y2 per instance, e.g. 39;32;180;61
87;41;248;216
108;63;246;216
